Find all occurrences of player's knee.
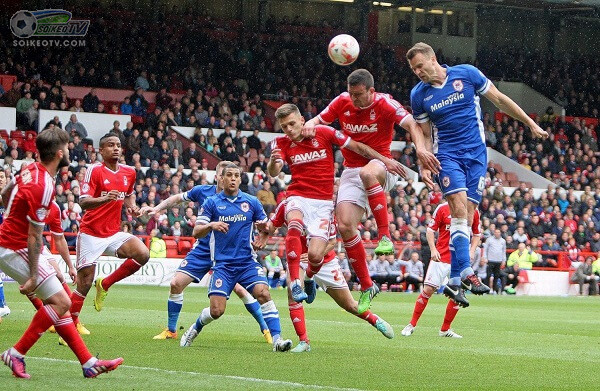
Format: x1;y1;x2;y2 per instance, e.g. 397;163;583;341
254;286;272;304
359;167;377;183
423;285;435;296
210;307;224;319
136;248;150;264
170;280;185;294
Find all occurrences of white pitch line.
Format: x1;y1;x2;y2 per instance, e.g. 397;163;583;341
28;356;370;391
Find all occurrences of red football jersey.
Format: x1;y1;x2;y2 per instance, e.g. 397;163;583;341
0;162;55;250
318;92;410;168
47;201;63;235
272;125;349;200
80;163;136;238
427;203;481;264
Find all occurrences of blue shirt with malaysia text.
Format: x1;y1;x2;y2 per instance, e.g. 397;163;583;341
410;64;491;155
198;191;267;265
182;185;217;256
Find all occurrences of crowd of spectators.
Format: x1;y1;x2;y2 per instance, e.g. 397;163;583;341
1;7;600;285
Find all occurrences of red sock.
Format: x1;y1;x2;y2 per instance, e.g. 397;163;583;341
70;290;86;325
289;302;308;342
366;184;390;239
14;305;56;355
62;281;72;297
344;235;373;289
357;310;378;326
286;220;303;281
441;300;460;332
27;293;43;310
306;257;324;279
410;292;431;327
102;258;142;291
54;314;93;365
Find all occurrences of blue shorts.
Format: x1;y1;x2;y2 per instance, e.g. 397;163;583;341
208;261;268;299
176;251;212;283
437;145;487;204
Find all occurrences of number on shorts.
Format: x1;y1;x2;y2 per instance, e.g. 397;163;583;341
477;176;485;192
319;219;329;230
332;268;342;282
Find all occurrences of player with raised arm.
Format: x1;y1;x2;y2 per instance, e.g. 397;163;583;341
255;200;394;353
139;161;272;343
69;133;150;328
0;128;122;379
268;103;405;304
180;164;292;352
402;202;481;338
303;69;439;313
406;42;548;306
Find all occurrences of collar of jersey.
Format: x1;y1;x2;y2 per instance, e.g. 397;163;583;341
430;64;450;89
218;192;240;202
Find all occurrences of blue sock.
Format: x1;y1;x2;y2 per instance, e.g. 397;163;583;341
449;247;460;285
167;293;183;333
260;300;281;337
450;218;471;285
195;307;213;331
0;281;5;307
244;300;268;331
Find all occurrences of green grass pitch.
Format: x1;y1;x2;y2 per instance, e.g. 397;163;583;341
0;285;598;390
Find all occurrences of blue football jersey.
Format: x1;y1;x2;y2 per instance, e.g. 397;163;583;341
410;64;491;154
182;185;216;255
198;191;267;264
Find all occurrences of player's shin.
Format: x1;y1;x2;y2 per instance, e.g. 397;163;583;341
70;290;86;324
344;235;373;289
288;302;308;342
195;307;214;331
14;305;57;355
410;291;431;327
260;300;282;339
167;293;184;333
366;184;391;239
102;258;142;290
357;310;378;326
54;314;94;365
242;293;269;332
441;300;460;332
27;293;43;310
449;219;471;284
285;220;304;281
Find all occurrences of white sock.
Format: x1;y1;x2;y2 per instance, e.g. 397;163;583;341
82;357;98;369
240;291;256;305
168;293;183;304
199;307;214;326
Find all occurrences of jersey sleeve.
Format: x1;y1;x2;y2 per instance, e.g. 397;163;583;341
428;204;443;232
383;95;411;127
252;197;268;223
80;165;98;199
472;210;481;236
320;126;350;148
270;201;286;228
197;197;216;225
317;94;343;124
464;64;491;95
410;87;429;124
126;169;136;196
25;184;51;226
48;202;64;234
182;186;200;203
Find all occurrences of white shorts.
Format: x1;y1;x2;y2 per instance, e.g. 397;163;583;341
301;258;347;292
424;261;451;289
337;161;398;211
0;246;62;300
42;246;58;263
76;231;134;270
285;196;334;242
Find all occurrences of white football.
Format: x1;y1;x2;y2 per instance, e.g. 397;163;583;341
328;34;360;66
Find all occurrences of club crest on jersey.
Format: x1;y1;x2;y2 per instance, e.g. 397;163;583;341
442;176;450;188
312;138;319;147
180;260;188;267
36;207;48;221
344;111;351;116
241;202;249;212
215;278;223;288
123;176;128;186
453;80;464;92
82;183;89;193
335;130;345;139
370;109;376;120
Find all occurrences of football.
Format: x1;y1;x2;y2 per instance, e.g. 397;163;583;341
327;34;360;66
10;10;38;38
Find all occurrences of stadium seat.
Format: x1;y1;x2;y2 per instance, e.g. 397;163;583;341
166;248;179;258
178;240;192;254
506;172;519;182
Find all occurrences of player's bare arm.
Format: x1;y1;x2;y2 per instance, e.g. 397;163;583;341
267;147;284;177
124;194;141;217
193;221;229;239
0;177;14;207
483;84;549;139
79;189;120;211
345;139;407;178
415;121;437;189
22;222;44;295
403;116;440;174
53;233;77;283
140;193;184;216
470;235;481;261
426;228;441;262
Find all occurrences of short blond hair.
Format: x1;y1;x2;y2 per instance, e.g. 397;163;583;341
274;103;301;120
406;42;435;60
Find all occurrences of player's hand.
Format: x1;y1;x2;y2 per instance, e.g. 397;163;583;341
255;220;269;232
68;267;77;284
383;158;407;178
210;221;229;233
417;150;441;174
19;277;37;295
270;148;283;164
300;253;309;263
104;190;120;201
530;124;549;139
420;168;435;190
430;248;441;262
301;123;317;138
139;206;156;216
252;232;268;250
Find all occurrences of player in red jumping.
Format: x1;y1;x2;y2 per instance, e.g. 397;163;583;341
69;133;149;328
401;201;481;338
303;69;439;313
0;128;122;379
267;103;404;305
